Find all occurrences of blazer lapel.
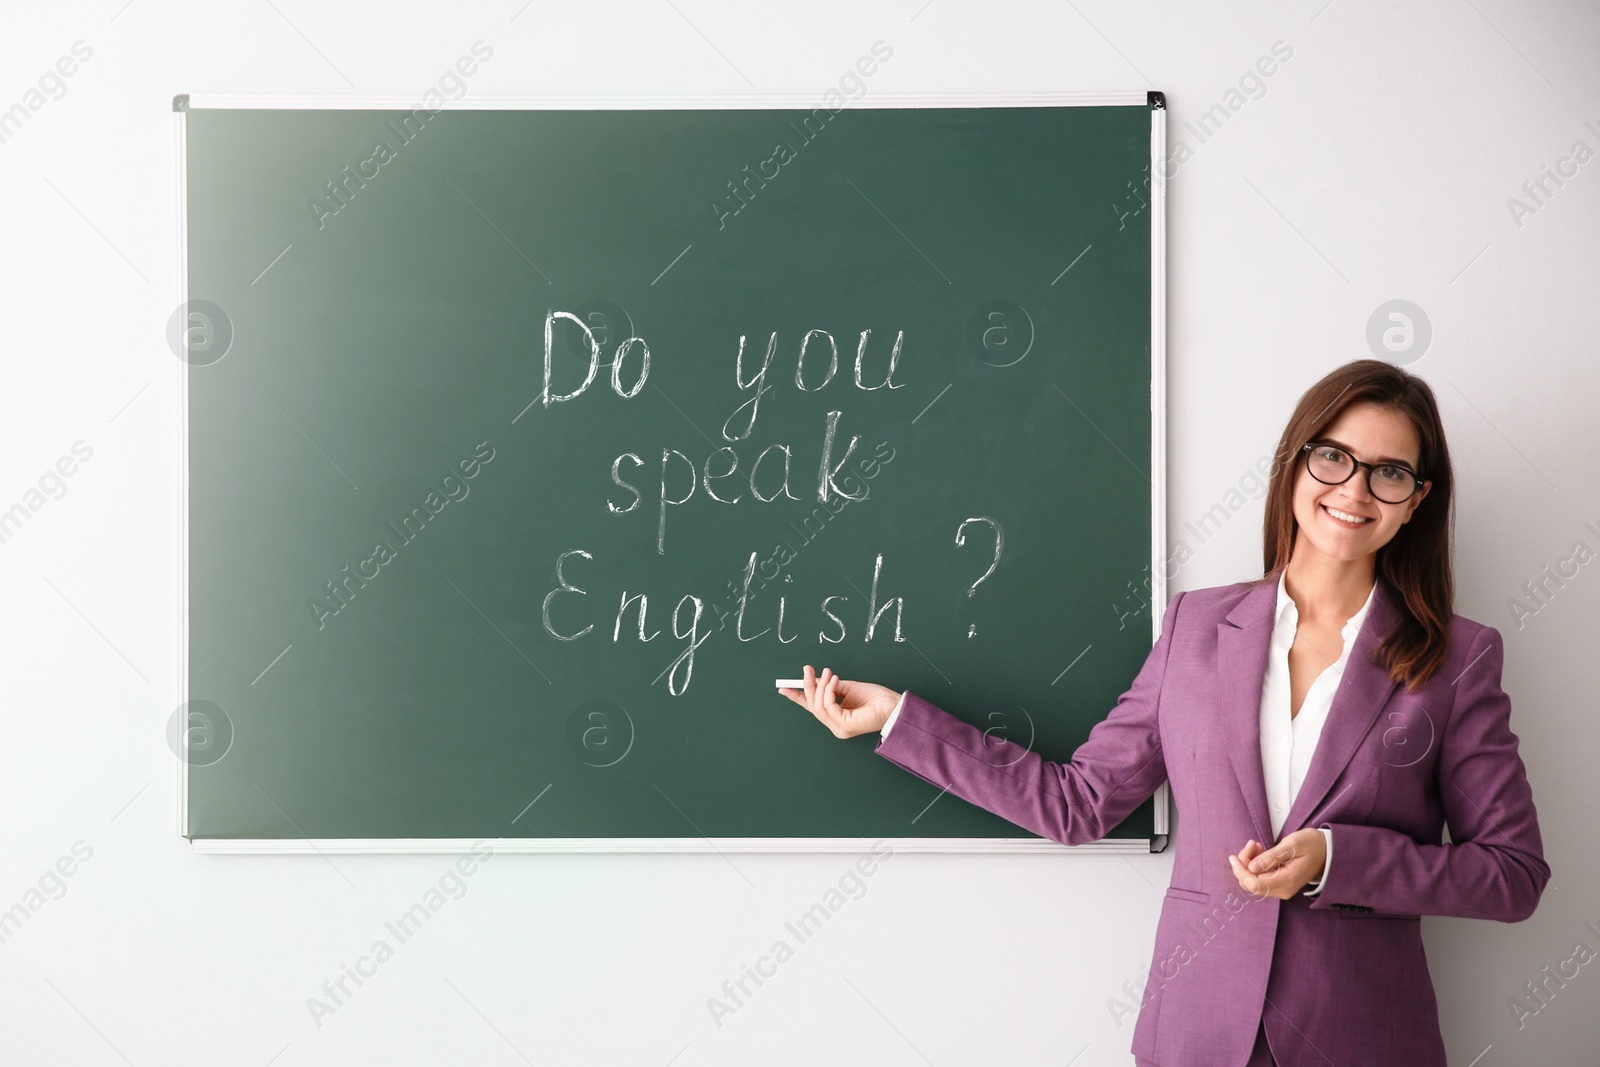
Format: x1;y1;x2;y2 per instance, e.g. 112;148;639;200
1217;572;1281;848
1216;569;1404;846
1222;566;1401;844
1278;579;1402;837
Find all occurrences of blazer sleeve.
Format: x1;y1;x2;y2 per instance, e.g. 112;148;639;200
872;590;1184;846
1308;623;1551;922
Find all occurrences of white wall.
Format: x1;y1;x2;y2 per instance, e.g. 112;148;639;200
2;2;1595;1063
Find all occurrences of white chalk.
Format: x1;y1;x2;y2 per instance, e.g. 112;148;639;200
775;678;807;689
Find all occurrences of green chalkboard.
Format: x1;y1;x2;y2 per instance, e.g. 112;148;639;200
180;97;1165;846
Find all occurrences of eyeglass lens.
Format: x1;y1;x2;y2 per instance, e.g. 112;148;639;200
1306;445;1417;502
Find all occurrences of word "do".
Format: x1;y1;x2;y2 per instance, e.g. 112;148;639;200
539;310;651;408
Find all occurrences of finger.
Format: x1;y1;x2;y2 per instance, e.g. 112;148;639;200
1254;863;1295;890
830;677;864;711
811;666;830;711
1266;843;1300;873
823;675;844;721
1252;865;1299;898
1228;854;1256;891
780;687;819;713
1229;855;1271;899
802;688;837;734
797;667;823;716
807;672;844;732
1232;854;1273;895
1250;846;1286;874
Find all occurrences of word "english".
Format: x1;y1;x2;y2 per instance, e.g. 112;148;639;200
544;545;906;695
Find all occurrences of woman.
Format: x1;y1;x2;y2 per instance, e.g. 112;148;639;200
780;359;1549;1067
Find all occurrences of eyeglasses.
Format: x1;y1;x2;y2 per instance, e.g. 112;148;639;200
1300;442;1424;504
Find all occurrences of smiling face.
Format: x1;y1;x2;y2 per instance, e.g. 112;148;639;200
1291;400;1431;565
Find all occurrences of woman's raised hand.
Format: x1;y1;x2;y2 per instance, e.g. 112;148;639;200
779;664;901;739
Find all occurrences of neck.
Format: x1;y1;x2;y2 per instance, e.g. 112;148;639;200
1282;550;1376;627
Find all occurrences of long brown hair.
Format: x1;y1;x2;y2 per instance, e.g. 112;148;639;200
1258;359;1455;690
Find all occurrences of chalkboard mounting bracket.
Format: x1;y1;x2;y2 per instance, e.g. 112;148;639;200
1148;90;1165;110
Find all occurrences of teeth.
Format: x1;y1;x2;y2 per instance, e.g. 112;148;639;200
1324;505;1370;524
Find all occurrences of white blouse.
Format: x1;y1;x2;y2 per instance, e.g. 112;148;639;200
879;570;1377;895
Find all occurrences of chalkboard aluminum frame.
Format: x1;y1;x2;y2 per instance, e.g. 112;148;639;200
174;92;1169;854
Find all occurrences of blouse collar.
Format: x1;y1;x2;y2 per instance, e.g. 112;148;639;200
1273;568;1377;647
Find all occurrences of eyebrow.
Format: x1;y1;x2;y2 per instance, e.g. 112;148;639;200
1318;438;1417;469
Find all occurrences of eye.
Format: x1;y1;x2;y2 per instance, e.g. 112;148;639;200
1314;446;1346;462
1375;465;1409;481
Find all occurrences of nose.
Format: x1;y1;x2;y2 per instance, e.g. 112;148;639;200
1333;462;1376;502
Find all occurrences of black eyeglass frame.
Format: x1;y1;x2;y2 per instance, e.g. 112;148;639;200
1299;441;1428;504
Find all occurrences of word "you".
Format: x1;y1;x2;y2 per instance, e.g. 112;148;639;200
724;327;906;441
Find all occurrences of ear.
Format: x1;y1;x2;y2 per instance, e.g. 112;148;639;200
1405;480;1431;521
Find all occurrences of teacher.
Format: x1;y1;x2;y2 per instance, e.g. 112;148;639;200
780;359;1549;1067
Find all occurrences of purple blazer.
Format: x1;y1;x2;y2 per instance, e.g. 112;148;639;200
875;570;1549;1067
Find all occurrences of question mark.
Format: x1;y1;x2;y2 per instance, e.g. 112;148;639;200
955;516;1004;638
